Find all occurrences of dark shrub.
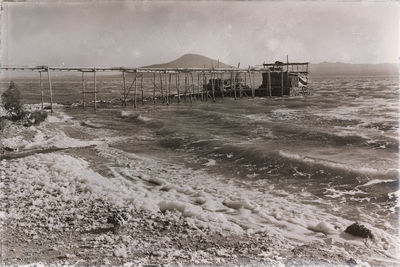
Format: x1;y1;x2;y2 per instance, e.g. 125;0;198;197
1;81;24;121
25;110;48;126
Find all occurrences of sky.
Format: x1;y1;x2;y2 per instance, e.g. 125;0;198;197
1;1;399;67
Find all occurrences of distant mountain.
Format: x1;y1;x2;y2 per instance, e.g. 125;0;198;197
309;62;398;76
143;54;233;69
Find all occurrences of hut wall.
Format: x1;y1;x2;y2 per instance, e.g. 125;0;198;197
259;72;290;96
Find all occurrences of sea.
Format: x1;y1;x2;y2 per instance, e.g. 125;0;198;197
1;74;399;264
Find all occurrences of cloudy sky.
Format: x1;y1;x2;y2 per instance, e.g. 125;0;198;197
1;1;399;67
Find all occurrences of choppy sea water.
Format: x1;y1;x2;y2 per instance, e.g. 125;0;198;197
2;75;399;264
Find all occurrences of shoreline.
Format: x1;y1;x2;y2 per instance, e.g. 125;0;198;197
0;148;356;266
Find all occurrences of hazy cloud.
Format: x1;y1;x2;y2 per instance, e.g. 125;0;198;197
1;1;398;67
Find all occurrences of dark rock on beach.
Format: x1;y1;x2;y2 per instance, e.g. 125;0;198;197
345;222;374;239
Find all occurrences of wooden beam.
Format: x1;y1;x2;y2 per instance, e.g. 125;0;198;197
0;65;309;73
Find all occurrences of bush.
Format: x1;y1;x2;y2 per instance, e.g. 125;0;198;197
1;81;24;121
25;110;48;126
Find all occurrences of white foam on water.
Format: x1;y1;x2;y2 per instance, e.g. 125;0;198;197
243;113;272;122
332;126;370;139
121;110;139;118
204;159;216;166
278;150;395;177
324;188;367;198
24;127;101;150
359;179;397;187
137;114;152;122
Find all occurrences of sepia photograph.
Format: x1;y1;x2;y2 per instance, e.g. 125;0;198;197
0;0;398;266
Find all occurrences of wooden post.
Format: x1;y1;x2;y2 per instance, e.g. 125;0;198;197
244;72;247;94
287;55;290;95
220;72;224;99
190;72;195;101
93;67;97;111
238;72;242;98
287;55;289;72
197;72;200;98
184;74;187;102
177;73;180;104
47;67;53;113
233;71;237;100
281;67;284;97
211;72;215;102
189;72;193;104
159;72;164;104
134;73;137;108
153;72;156;104
167;73;171;105
203;73;206;101
253;71;256;97
251;71;255;98
268;70;272;97
39;72;44;110
190;71;197;100
248;71;252;97
122;71;126;107
141;73;144;105
82;71;86;109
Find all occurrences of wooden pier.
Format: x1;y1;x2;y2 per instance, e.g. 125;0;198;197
0;62;309;112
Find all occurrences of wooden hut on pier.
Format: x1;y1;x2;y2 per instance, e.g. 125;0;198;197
258;61;310;96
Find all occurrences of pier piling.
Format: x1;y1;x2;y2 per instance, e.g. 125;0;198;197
39;72;44;110
82;72;86;108
46;68;53;113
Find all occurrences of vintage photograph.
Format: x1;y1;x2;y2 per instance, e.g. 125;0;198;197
0;0;398;266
